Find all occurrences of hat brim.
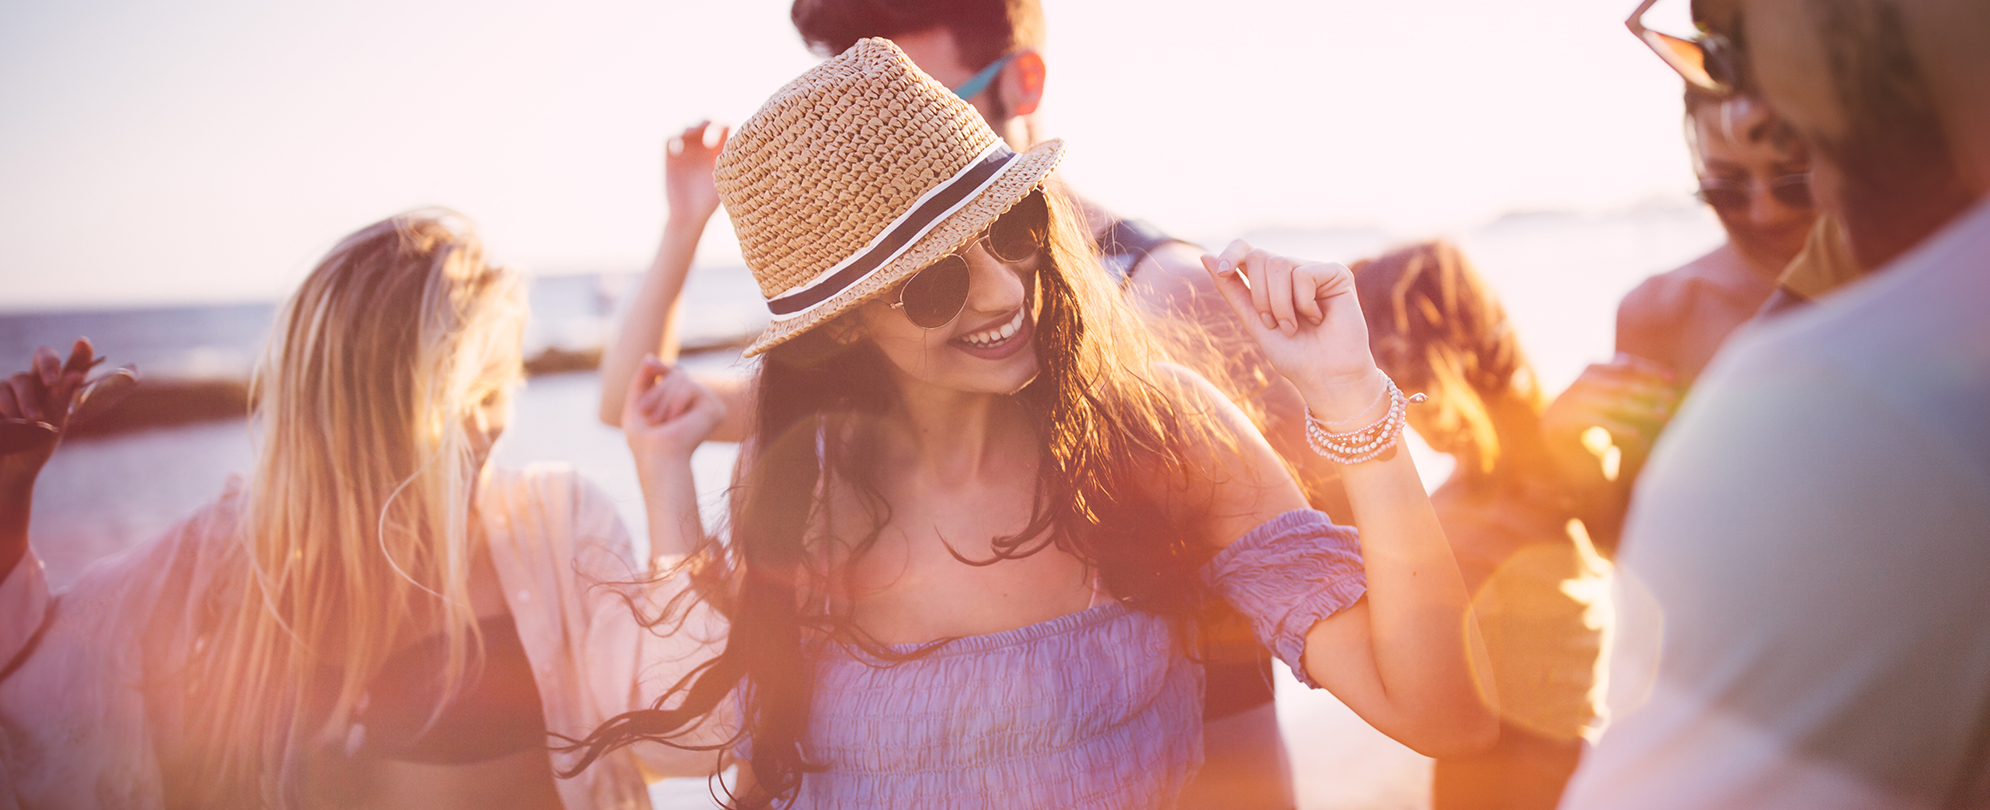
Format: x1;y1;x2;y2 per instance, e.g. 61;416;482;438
742;138;1067;358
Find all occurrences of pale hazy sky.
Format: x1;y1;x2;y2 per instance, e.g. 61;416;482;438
0;0;1703;310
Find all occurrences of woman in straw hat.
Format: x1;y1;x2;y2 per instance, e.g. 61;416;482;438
570;38;1495;808
0;212;729;808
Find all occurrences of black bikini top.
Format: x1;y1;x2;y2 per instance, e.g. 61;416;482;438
351;615;548;764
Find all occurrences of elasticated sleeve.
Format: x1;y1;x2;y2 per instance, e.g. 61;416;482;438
1200;509;1367;689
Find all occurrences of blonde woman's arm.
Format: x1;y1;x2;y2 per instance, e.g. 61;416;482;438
1184;242;1496;757
613;357;738;776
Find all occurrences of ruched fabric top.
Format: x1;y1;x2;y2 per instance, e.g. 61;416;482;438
775;509;1366;809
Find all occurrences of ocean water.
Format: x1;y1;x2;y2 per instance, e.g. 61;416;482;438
11;206;1725;809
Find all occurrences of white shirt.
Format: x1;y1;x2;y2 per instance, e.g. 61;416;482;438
1562;196;1990;809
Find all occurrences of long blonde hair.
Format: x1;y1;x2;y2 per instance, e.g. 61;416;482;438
180;211;526;806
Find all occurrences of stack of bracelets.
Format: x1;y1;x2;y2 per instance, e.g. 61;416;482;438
1304;373;1428;465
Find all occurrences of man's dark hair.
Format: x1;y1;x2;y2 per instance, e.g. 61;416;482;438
791;0;1045;71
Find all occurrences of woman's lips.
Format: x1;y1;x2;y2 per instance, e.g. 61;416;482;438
949;310;1033;360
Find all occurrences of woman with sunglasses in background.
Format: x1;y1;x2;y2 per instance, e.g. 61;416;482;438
0;213;730;808
563;39;1494;808
1541;10;1825;552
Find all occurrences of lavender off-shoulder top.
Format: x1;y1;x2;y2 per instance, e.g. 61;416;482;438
766;509;1366;809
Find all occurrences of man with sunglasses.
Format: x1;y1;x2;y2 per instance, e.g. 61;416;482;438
1561;0;1990;806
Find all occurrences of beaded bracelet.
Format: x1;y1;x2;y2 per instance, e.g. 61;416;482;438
1304;374;1427;465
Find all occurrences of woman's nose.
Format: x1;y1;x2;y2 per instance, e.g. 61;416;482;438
962;245;1027;314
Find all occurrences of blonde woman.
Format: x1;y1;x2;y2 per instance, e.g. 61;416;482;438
0;212;729;808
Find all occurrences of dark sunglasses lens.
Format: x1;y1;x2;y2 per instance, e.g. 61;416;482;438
1772;176;1814;209
1697;187;1746;212
901;255;971;328
988;192;1047;263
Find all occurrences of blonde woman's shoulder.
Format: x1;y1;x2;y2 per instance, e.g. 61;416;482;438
479;463;638;577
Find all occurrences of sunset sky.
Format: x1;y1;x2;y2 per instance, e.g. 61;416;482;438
0;0;1705;309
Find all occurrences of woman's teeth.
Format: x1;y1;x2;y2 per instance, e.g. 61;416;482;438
957;309;1025;348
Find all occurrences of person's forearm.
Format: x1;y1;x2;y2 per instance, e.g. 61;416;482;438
599;217;707;426
638;458;705;560
0;483;29;585
1331;451;1491;733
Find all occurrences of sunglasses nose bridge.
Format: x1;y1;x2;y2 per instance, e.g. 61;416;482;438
961;245;1028;313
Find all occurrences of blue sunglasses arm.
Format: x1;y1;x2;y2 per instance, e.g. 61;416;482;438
950;53;1015;100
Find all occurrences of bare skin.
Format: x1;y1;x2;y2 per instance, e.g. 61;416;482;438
629;241;1498;768
1411;395;1597;810
857;30;1360;809
1620;98;1814;383
4;337;706;806
1542;99;1815;551
593;35;1340;804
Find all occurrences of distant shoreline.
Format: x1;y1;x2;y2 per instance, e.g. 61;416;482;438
68;332;755;438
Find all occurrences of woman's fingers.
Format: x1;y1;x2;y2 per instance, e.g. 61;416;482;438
5;373;39;422
1201;246;1344;337
1293;265;1328;325
33;346;61;388
1200;253;1267;338
1209;241;1275;331
1242;248;1277;331
623;356;668;422
1264;254;1298;335
0;376;19;420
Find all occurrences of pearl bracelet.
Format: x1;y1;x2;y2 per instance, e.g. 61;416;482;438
1303;374;1426;465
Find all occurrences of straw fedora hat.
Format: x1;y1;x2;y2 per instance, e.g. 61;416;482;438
716;37;1066;356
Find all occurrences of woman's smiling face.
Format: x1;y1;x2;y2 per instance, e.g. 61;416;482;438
853;241;1043;398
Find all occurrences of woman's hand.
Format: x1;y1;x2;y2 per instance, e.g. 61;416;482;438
598;122;732;426
1;340;95;485
1200;241;1383;421
665;121;729;228
621;356;725;464
2;339;97;581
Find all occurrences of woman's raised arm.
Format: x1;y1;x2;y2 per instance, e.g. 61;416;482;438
0;340;96;584
1193;242;1497;757
597;121;754;442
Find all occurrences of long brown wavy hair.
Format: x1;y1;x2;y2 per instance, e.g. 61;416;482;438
1352;240;1547;483
563;188;1228;807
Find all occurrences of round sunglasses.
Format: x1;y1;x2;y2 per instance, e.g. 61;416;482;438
1696;173;1812;213
890;190;1048;329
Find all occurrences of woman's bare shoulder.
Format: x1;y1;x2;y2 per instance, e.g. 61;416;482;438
1143;362;1308;548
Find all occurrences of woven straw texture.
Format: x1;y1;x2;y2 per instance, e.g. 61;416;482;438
714;37;1064;356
